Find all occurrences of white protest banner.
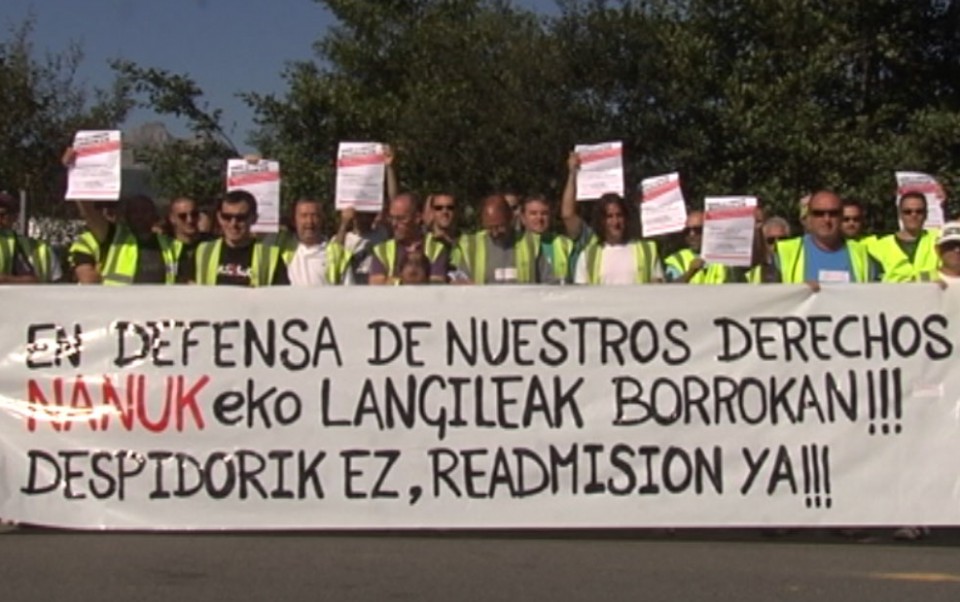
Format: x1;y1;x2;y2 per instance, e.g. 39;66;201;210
226;159;281;234
574;141;624;200
640;173;687;237
335;142;386;212
896;171;946;229
701;196;757;267
65;131;122;201
2;284;959;530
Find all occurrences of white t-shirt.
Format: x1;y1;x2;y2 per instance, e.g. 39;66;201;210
288;242;353;286
938;272;960;286
575;244;639;285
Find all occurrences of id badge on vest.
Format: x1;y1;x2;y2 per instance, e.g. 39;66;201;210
818;269;850;283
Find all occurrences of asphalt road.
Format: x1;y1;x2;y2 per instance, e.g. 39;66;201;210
3;527;960;601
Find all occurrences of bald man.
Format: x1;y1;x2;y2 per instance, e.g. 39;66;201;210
772;190;906;283
455;194;554;284
369;192;450;284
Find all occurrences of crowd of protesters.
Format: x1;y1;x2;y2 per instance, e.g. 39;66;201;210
0;147;955;291
1;147;955;541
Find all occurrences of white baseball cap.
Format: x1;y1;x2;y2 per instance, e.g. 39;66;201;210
937;221;960;245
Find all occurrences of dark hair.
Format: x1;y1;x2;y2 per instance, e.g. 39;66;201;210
218;189;258;216
591;193;640;244
399;249;431;284
521;193;552;211
841;197;865;212
428;192;456;208
291;197;322;217
899;191;927;210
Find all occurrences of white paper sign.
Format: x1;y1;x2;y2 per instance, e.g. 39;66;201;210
335;142;386;212
640;172;687;237
226;159;281;234
896;171;946;228
701;196;758;267
2;285;960;530
574;141;624;201
65;130;122;201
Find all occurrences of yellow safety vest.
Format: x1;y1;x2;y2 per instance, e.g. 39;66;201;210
14;235;55;282
194;239;279;286
0;231;17;276
775;237;874;283
541;234;574;283
69;231;101;268
664;248;729;284
582;240;660;285
371;235;449;284
278;234;352;285
457;231;540;284
101;226;177;286
868;230;939;280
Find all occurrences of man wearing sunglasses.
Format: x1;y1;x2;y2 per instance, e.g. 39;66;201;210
772;190;890;284
369;192;450;285
166;196;214;272
180;190;288;286
425;194;458;241
869;191;939;280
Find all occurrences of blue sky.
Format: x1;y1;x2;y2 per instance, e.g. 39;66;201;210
2;0;559;151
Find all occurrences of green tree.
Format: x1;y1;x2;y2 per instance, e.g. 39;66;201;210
0;18;131;218
246;0;586;212
111;60;238;204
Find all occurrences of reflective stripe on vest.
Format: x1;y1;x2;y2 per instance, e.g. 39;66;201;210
0;232;15;275
15;235;52;282
373;235;446;284
100;227;177;286
69;231;101;269
542;234;573;283
195;239;275;286
462;231;539;284
870;230;939;279
664;248;729;284
584;240;657;284
776;237;870;283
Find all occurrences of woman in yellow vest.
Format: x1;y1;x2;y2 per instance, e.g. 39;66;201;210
573;194;662;285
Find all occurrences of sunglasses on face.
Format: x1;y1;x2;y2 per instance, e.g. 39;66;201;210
809;209;841;218
432;204;455;212
901;208;926;216
685;226;703;235
940;241;960;253
219;211;250;223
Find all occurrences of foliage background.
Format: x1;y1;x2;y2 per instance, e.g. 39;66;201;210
4;1;959;233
